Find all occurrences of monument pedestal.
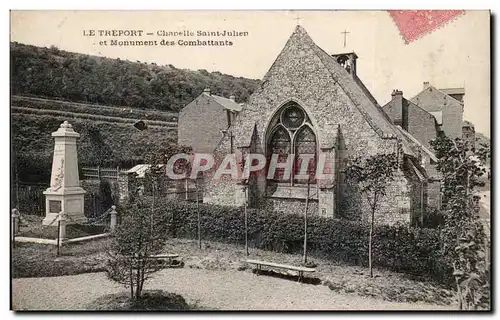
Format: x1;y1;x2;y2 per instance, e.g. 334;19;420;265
43;187;86;225
43;121;86;225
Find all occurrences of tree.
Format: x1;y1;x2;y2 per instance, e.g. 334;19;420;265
345;153;398;277
430;136;490;310
106;197;169;300
105;142;193;301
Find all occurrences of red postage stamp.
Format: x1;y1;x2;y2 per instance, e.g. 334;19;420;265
388;10;465;44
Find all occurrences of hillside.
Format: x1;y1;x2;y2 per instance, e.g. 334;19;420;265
11;96;178;182
11;95;178;125
10;42;261;111
10;42;261;183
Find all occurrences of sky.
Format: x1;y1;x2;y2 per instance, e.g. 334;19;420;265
10;10;490;137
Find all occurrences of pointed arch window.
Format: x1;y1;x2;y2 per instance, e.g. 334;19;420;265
268;126;291;182
294;126;317;184
266;101;317;185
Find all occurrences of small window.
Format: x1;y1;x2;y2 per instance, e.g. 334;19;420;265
281;105;305;129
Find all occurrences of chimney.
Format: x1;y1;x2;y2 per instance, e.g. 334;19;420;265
391;89;404;127
203;88;211;95
229;95;236;102
423;81;430;90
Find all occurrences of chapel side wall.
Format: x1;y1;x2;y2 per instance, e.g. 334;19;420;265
350;139;413;225
427;179;442;210
420;152;442;212
407;105;438;150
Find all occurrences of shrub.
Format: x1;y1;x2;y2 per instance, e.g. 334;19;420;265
86;290;191;310
155;199;453;285
106;198;170;300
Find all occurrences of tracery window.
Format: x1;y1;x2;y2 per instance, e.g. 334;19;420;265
267;101;317;184
269;126;291;182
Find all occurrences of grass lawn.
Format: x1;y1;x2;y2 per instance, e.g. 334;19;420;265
17;215;107;239
12;238;110;278
12;236;456;306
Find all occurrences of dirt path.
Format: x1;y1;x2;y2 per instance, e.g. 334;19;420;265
12;269;456;311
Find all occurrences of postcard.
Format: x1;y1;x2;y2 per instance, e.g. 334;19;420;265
10;10;491;311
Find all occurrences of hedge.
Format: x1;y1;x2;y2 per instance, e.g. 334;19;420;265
150;199;453;285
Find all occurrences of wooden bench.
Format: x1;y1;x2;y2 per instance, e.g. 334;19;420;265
149;254;180;266
247;259;316;282
123;254;180;267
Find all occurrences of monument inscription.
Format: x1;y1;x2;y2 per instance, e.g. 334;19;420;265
48;200;62;213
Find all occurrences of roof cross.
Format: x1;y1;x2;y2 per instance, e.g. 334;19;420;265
341;29;350;48
295;13;301;25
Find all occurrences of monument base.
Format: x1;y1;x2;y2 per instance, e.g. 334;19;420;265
43;187;87;226
42;212;87;226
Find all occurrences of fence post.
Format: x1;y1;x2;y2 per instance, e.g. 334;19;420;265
110;205;117;231
97;165;101;180
57;212;66;256
11;209;20;247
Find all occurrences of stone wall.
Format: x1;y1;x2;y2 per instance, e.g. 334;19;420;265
411;86;463;139
427;180;442;210
407;104;438;150
178;93;229;153
264;198;319;217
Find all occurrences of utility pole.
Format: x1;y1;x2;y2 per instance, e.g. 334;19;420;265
303;180;310;264
244;184;249;256
196;179;201;250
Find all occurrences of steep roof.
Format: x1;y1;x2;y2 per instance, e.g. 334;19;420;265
204;92;243;112
410;85;464;112
238;26;419;157
395;126;438;162
463;120;475;128
264;26;419;154
286;26;398;139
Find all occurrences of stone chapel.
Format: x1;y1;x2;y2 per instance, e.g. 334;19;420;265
184;26;442;226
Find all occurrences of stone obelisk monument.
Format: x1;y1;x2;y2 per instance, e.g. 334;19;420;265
43;121;86;225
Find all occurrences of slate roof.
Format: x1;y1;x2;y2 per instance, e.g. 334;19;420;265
440;87;465;95
410;85;464;112
463;120;475;128
205;92;243;112
126;164;164;178
285;26;418;156
382;95;440;127
298;27;399;140
395;126;438;163
236;26;421;157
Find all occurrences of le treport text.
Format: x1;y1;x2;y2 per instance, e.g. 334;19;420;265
83;29;249;47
